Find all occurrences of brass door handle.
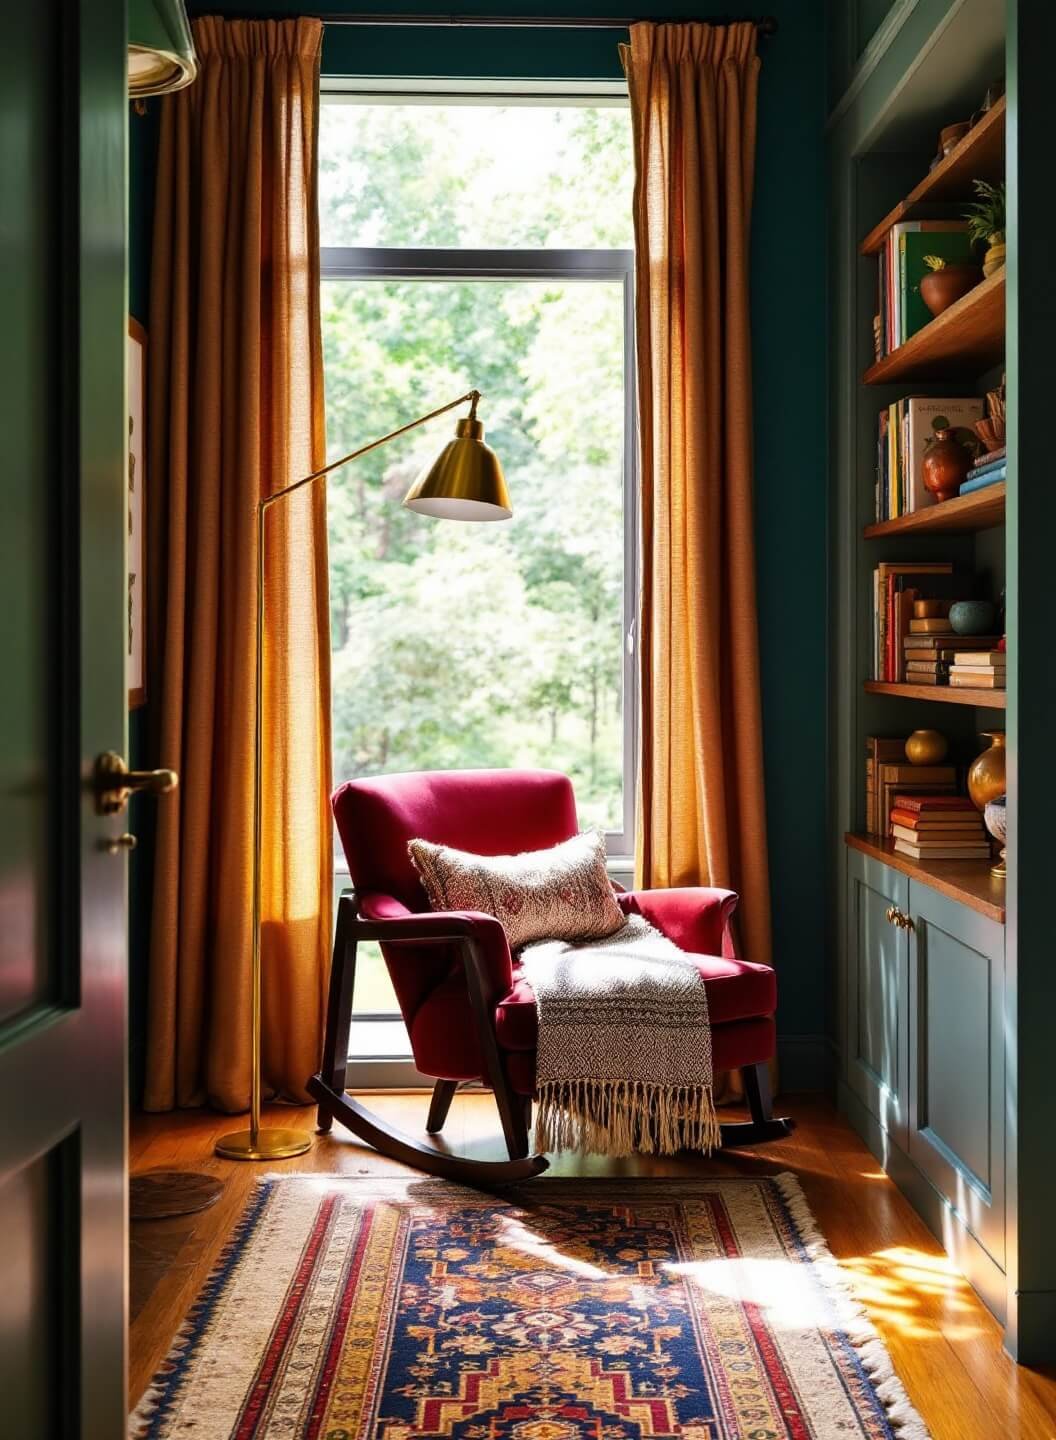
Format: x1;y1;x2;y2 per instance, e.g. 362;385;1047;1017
885;905;915;932
100;832;137;855
93;751;178;816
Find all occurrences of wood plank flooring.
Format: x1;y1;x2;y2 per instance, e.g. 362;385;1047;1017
129;1093;1056;1438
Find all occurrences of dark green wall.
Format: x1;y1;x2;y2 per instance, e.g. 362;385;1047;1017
132;0;829;1087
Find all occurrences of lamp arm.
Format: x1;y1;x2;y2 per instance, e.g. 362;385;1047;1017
241;387;479;1150
260;388;481;512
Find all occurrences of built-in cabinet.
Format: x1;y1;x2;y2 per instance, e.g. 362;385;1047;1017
845;849;1005;1317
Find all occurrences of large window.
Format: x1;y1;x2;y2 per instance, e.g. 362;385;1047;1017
319;90;636;1069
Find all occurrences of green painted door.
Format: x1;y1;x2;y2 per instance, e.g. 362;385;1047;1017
0;3;133;1433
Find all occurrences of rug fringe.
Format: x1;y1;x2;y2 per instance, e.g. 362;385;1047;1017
774;1172;932;1440
533;1079;721;1157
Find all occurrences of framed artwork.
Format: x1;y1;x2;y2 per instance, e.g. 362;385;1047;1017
127;317;147;708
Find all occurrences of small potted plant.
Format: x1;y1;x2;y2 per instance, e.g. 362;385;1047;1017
919;254;983;316
965;178;1006;277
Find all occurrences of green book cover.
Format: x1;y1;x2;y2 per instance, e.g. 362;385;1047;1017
900;228;975;341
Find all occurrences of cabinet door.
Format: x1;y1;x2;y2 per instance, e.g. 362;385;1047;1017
846;851;909;1146
907;883;1005;1268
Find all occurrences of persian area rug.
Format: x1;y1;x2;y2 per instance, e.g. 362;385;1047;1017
131;1175;929;1440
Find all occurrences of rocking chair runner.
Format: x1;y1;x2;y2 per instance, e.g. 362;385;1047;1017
308;769;792;1183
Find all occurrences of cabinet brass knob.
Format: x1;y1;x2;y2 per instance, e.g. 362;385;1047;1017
885;905;914;931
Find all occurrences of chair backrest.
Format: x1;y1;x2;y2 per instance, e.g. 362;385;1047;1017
332;768;579;909
332;769;580;1035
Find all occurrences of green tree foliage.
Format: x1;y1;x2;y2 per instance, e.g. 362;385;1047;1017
320;103;631;830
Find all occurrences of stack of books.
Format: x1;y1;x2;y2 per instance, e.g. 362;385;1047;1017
905;624;1002;687
874;222;974;359
872;561;956;681
959;446;1006;496
890;794;990;860
866;737;958;836
876;397;983;521
949;646;1006;690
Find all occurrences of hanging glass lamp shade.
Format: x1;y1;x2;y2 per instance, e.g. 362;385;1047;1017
129;0;197;98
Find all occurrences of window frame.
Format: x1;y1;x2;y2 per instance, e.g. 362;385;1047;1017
320;93;639;1080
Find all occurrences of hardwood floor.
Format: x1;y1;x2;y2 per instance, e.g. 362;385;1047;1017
129;1092;1056;1438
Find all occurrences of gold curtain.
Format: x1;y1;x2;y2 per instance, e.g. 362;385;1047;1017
144;16;332;1112
622;22;773;973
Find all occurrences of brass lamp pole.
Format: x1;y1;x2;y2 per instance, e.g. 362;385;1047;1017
216;390;510;1161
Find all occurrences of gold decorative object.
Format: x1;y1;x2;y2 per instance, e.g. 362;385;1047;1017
905;729;948;766
216;391;509;1164
967;730;1006;812
912;599;948;620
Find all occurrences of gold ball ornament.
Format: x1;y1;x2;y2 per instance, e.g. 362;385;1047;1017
905;729;949;766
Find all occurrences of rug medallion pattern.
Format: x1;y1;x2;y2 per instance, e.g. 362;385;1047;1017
132;1176;927;1440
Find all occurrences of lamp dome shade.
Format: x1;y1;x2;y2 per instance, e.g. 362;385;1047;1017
402;416;511;521
129;0;198;98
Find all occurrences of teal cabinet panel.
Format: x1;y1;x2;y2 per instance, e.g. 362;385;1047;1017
908;883;1005;1269
846;851;909;1145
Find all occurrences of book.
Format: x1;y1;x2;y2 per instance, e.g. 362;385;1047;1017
893;794;976;812
949;663;1007;675
890;803;980;822
909;616;962;634
866;737;908;834
903;634;1000;651
953;650;1006;665
905;659;949;671
878;765;956;835
901;671;944;684
949;671;1006;688
960;470;1006;496
965;455;1007;481
890;820;985;837
893;840;991;860
972;445;1006;467
900;227;975;343
891;827;988;848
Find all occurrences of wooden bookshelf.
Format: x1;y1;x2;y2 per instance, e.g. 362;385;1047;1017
859;98;1007;256
865;680;1006;708
863;270;1005;384
864;482;1005;538
845;833;1005;923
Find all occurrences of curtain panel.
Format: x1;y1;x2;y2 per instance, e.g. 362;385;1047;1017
622;22;773;974
144;16;332;1111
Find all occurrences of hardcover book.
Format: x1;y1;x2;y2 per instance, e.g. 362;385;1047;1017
899;227;975;342
903;396;985;512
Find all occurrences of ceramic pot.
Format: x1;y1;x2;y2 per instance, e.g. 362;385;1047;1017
920;263;983;317
949;599;997;635
922;428;973;502
983;794;1007;879
968;731;1006;812
905;729;949;766
983;241;1006;278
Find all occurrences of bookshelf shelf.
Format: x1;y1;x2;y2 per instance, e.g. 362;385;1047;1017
845;833;1005;923
864;482;1005;538
863;271;1005;385
859;98;1007;257
864;680;1006;708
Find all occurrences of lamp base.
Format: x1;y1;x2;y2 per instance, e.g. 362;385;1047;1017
215;1126;312;1161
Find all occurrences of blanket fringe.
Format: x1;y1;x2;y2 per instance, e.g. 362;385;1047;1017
533;1078;721;1158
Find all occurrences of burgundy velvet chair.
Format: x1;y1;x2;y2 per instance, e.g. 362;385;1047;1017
308;768;791;1183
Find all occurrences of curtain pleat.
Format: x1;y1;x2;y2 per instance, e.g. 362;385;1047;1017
144;17;331;1112
623;23;773;979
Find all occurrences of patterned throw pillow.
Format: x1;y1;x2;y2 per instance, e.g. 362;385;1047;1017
407;830;625;951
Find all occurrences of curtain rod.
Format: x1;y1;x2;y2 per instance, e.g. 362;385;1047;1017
317;13;778;35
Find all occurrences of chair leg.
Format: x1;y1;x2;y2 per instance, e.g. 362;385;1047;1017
426;1079;458;1135
718;1062;795;1148
316;897;357;1135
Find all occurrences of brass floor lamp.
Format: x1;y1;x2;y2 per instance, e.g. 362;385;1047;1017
216;390;511;1161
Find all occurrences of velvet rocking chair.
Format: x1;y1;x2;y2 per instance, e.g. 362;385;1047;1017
308;769;791;1183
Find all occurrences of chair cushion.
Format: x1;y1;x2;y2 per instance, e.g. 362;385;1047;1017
408;830;625;951
495;954;777;1050
408;951;777;1082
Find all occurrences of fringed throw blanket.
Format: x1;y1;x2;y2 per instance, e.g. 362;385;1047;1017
520;914;720;1157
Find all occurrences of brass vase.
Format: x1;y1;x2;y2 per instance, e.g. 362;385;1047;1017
905;729;948;765
968;731;1006;811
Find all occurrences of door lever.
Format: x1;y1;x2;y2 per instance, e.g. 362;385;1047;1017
93;751;178;816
